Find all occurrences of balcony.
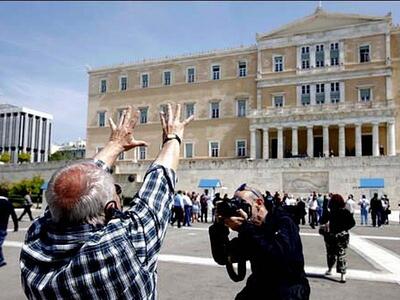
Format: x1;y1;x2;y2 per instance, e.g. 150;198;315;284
250;99;396;118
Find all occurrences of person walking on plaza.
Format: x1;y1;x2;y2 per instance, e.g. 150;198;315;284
370;193;383;227
200;190;210;223
191;192;200;223
308;195;318;229
20;104;193;299
319;194;355;283
182;191;193;227
358;195;369;225
381;195;390;225
171;191;184;228
345;194;356;216
0;191;18;267
18;190;34;221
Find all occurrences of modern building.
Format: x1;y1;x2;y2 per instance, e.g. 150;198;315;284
0;104;53;163
86;8;399;164
51;139;86;160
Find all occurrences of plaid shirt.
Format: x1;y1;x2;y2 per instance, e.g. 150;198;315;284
20;164;176;300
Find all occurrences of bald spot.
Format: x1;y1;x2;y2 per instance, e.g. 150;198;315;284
53;166;91;210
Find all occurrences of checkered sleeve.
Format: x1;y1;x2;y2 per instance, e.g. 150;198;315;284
127;164;176;270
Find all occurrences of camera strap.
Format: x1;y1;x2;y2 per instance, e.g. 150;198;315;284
226;255;247;282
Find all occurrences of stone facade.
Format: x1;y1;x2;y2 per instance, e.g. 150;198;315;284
1;156;399;200
86;8;399;166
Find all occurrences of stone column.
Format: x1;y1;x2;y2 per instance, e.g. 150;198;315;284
387;121;396;156
277;127;283;159
250;128;256;159
372;122;380;157
307;125;314;157
291;126;298;156
30;117;36;163
338;124;346;157
262;128;269;159
355;123;362;157
323;125;330;157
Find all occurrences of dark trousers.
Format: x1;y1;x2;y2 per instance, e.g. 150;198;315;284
0;230;6;263
171;206;183;228
371;210;382;227
324;232;349;274
200;207;208;223
309;210;318;228
18;205;33;221
184;205;192;226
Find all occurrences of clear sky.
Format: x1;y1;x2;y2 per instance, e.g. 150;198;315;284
0;1;399;144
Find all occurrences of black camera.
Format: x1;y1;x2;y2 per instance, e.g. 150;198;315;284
216;197;252;219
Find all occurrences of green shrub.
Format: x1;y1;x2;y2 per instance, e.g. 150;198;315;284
0;152;11;163
18;152;31;163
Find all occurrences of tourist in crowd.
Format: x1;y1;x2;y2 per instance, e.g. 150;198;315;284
345;194;356;216
381;194;390;225
0;190;18;267
295;197;307;226
171;190;184;228
370;193;383;227
18;190;34;222
316;193;324;223
207;194;214;223
182;191;193;227
319;194;355;283
308;195;318;229
358;195;369;225
191;192;200;223
212;193;222;223
200;190;209;223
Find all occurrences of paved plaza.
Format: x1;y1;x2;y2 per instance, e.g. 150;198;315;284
1;208;399;299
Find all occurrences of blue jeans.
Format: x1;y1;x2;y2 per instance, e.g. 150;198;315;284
360;209;368;225
184;206;192;226
0;230;7;263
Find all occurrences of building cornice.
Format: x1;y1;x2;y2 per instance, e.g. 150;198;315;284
89;45;257;75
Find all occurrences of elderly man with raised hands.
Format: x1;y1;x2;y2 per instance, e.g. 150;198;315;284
20;104;193;300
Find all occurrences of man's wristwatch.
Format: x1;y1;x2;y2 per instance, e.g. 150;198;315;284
163;133;181;145
93;159;113;174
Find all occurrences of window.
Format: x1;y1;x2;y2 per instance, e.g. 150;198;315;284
163;71;171;86
315;44;324;68
301;85;310;106
330;82;340;103
360;88;371;102
238;61;247;77
330;43;339;66
98;111;106;127
184;143;194;158
301;47;310;69
187;67;195;83
139;146;147;160
237;99;247;117
139;107;148;124
360;45;370;63
141;73;149;88
212;65;220;80
209;141;219;157
118;152;125;160
100;80;107;93
120;76;127;91
185;103;195;118
273;95;284;107
316;84;325;104
210;101;220;118
236;140;246;157
274;56;283;72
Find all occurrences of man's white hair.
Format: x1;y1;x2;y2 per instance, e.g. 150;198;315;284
46;162;115;224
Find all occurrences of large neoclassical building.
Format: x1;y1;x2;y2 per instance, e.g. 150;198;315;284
87;8;399;164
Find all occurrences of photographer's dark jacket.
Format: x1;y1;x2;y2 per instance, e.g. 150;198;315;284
210;207;309;300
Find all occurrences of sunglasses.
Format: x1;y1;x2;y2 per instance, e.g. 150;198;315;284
236;183;263;199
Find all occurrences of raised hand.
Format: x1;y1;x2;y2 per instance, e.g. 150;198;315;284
159;103;194;143
108;106;148;152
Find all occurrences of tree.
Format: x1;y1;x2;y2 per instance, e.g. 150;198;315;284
18;152;31;163
49;151;74;161
0;152;11;163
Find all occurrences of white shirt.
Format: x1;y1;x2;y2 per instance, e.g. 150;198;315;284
346;199;356;214
182;195;192;206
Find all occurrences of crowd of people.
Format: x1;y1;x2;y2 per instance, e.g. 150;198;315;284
170;189;393;229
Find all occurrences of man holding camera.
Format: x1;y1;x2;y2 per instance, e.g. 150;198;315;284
211;184;310;300
20;104;193;299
